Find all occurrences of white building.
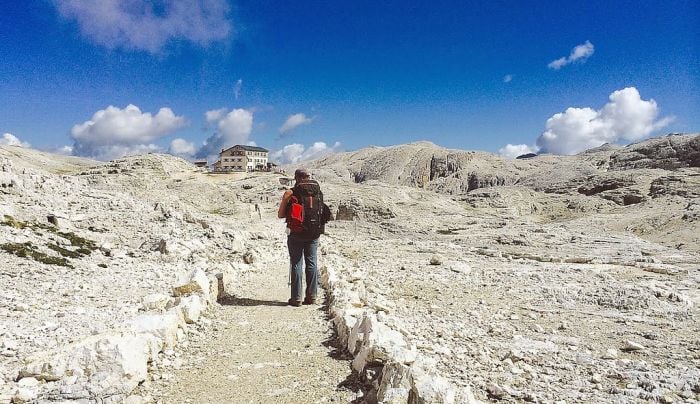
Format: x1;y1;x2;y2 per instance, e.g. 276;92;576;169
215;145;269;172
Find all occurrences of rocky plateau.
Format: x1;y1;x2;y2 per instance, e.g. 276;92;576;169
0;133;699;403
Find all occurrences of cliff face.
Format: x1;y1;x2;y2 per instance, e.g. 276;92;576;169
609;134;700;170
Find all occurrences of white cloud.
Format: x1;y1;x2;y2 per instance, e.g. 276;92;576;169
233;79;242;99
205;108;228;126
503;74;513;83
44;145;74;156
535;87;673;155
1;133;31;148
83;144;163;161
52;0;231;53
498;144;538;159
279;113;313;134
70;104;186;160
198;108;254;159
548;40;594;70
218;109;253;140
169;138;196;157
271;141;342;164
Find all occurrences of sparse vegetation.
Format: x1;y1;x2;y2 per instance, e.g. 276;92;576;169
1;214;28;229
1;215;97;266
58;231;98;253
1;242;72;267
47;243;83;258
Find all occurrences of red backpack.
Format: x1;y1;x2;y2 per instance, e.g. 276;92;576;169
287;180;329;237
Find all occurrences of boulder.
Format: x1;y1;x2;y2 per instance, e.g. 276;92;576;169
141;293;172;311
376;362;412;403
178;295;204;324
11;387;38;403
172;268;210;301
409;366;478;404
19;333;152;400
351;314;417;373
130;311;183;350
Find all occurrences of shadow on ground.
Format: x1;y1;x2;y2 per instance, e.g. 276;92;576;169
219;295;288;307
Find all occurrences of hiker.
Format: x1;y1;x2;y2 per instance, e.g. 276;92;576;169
278;168;331;307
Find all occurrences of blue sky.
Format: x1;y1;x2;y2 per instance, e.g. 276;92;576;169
0;0;698;161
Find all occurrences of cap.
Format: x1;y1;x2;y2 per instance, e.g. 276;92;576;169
294;168;311;178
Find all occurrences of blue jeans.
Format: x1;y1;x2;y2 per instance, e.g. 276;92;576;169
287;234;319;301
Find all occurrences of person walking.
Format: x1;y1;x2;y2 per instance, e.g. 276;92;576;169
278;168;330;307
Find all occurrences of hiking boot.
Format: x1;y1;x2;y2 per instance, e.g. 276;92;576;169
288;298;302;307
303;296;317;305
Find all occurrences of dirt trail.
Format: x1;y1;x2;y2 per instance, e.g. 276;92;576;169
150;233;358;403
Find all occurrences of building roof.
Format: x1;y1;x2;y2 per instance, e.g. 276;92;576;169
221;145;269;153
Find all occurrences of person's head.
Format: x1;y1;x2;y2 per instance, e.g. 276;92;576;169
294;168;311;182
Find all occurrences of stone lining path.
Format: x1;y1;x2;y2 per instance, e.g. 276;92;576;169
150;258;359;403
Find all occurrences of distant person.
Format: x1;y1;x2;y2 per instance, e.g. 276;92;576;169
277;168;331;307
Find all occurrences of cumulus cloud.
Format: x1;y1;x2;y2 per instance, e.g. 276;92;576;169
70;104;186;160
88;144;163;161
503;74;513;83
1;133;31;148
498;144;538;159
52;0;232;53
548;40;594;70
279;113;313;134
271;141;342;164
44;145;74;156
204;108;228;127
535;87;673;155
169;138;196;157
197;108;254;159
233;79;242;99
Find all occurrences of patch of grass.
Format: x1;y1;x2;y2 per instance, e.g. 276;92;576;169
47;243;82;258
1;215;27;229
1;242;72;268
57;231;98;253
2;215;53;232
1;215;98;264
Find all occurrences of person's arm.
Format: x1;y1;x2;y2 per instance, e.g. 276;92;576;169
277;189;293;218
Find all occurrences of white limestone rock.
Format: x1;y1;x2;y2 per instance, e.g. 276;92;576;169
622;340;645;352
19;333;152;399
448;261;471;274
410;367;456;403
172;268;210;301
351;314;417;373
376;362;411;403
141;293;172;312
178;295;204;324
12;387;38;403
130;310;184;350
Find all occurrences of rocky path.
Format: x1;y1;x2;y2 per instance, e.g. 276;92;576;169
148;246;358;403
